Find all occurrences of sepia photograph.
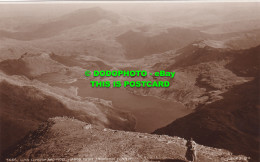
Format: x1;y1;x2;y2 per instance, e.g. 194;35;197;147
0;1;259;161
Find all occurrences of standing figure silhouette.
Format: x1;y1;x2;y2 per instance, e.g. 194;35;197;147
185;137;197;162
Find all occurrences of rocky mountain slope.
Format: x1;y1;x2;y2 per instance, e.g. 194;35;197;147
154;78;259;161
112;43;260;161
126;43;259;109
153;45;260;161
0;72;135;156
3;117;249;162
0;51;113;85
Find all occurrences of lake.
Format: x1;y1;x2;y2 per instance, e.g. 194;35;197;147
71;79;191;133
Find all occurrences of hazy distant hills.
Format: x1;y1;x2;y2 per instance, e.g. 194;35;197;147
0;7;259;62
0;7;119;40
117;27;207;59
0;7;131;61
117;27;260;59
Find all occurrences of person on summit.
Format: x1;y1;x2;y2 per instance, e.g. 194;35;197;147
185;137;197;162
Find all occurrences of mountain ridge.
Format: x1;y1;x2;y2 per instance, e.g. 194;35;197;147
2;117;249;162
0;7;120;40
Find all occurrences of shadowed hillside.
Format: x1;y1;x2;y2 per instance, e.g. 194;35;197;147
154;78;260;161
0;81;87;154
153;45;260;161
0;75;135;156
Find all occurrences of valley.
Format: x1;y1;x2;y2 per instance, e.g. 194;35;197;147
0;2;259;162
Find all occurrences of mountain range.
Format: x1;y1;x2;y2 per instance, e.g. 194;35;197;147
0;5;259;162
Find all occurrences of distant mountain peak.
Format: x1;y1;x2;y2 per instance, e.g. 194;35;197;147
69;7;107;15
61;7;119;22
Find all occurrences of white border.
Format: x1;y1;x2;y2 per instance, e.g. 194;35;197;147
0;0;260;3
